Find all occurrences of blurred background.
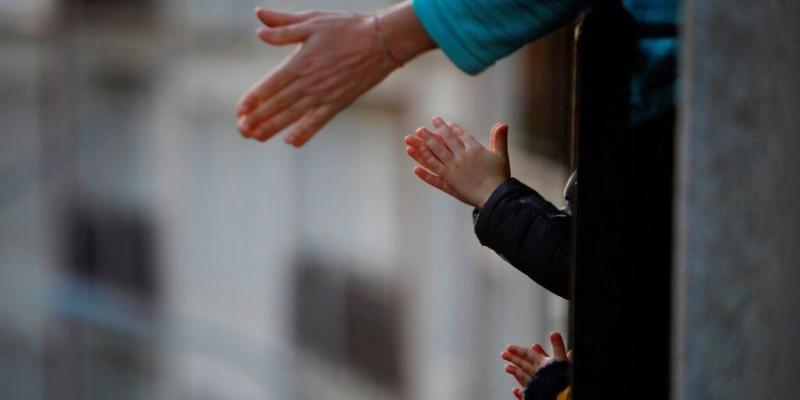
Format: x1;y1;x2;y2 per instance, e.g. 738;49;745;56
0;0;574;399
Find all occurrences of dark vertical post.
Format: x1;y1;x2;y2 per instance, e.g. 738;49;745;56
674;0;800;399
572;3;674;399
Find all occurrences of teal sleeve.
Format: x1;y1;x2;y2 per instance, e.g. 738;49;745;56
412;0;585;75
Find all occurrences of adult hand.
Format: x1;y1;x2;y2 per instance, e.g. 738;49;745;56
237;3;435;147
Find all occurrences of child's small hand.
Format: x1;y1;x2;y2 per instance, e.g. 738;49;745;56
403;117;511;208
501;332;572;400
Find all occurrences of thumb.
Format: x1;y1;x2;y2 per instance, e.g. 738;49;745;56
490;123;509;160
549;331;567;360
256;8;320;27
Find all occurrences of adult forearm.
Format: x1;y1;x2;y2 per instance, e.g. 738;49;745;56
376;1;437;65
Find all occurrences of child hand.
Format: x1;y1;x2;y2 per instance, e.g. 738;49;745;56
404;117;511;208
501;332;573;400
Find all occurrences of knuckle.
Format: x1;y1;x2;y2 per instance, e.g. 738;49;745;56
309;113;325;125
261;124;276;135
283;65;301;81
275;96;291;110
300;55;318;70
296;79;312;96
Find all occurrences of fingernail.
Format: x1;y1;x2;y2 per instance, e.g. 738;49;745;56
432;117;443;127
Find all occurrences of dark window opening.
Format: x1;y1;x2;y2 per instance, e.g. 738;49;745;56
292;256;404;391
60;0;156;25
62;204;159;304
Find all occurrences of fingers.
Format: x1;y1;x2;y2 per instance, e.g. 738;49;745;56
284;105;338;147
404;134;426;150
460;131;482;149
441;118;465;136
405;134;444;169
413;166;449;194
405;136;441;173
257;23;313;45
408;141;446;175
513;387;523;400
531;343;550;357
490;122;509;160
241;81;303;131
237;55;299;117
241;79;307;134
255;8;320;27
251;97;315;142
406;146;440;176
567;349;574;363
446;119;484;149
504;364;531;387
501;350;536;376
549;332;568;360
507;345;541;365
417;127;454;164
432;117;465;152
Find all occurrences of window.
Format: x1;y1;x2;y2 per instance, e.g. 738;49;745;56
63;204;158;303
292;256;404;391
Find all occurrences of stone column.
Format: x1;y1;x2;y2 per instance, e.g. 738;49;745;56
674;1;800;399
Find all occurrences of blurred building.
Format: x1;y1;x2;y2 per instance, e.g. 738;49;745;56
0;1;570;399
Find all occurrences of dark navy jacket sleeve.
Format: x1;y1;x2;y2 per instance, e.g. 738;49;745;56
474;178;571;299
524;360;571;400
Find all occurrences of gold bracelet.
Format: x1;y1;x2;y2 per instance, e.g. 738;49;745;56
372;15;403;68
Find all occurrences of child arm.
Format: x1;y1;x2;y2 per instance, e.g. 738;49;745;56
501;332;573;400
404;118;571;298
475;178;572;299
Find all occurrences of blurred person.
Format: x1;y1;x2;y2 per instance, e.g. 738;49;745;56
501;332;573;400
404;118;574;298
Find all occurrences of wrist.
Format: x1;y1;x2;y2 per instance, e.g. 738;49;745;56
375;1;437;65
474;177;508;209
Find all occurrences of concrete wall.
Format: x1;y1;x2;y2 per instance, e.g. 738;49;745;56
674;1;800;399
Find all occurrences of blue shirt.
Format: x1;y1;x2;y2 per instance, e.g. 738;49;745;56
412;0;679;124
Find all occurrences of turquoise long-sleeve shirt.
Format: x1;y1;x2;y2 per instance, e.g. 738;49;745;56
412;0;679;124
